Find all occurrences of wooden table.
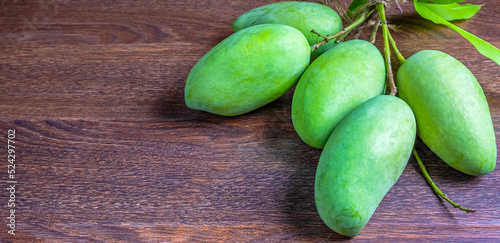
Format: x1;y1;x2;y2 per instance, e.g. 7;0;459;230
1;0;499;241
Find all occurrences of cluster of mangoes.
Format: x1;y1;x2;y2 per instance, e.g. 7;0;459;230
184;1;496;237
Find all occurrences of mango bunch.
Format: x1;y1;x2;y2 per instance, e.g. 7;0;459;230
184;1;497;238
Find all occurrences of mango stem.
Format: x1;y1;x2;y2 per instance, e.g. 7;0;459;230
395;0;403;13
388;30;406;64
370;19;381;44
376;3;397;96
413;148;477;213
310;10;369;52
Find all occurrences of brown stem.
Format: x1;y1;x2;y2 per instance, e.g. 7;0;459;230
376;3;397;96
395;0;403;13
370;19;381;44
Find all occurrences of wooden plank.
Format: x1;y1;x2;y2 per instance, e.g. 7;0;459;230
0;119;499;241
0;0;499;241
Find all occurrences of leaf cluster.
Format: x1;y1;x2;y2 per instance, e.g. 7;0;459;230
412;1;500;65
344;0;500;64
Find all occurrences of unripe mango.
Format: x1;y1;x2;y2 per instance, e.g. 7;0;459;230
291;40;386;148
232;1;342;59
396;50;496;176
185;24;310;116
315;95;416;237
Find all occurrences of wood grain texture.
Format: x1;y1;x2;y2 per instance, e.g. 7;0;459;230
0;0;499;241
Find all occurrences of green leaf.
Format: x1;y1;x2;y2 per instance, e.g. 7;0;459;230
347;0;369;17
415;0;466;4
419;2;482;21
414;1;500;65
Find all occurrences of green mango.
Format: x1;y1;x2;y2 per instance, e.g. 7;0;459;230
396;50;496;176
185;24;310;116
291;40;386;148
315;95;416;237
232;1;342;59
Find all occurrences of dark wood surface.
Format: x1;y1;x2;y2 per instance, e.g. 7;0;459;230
1;0;499;241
